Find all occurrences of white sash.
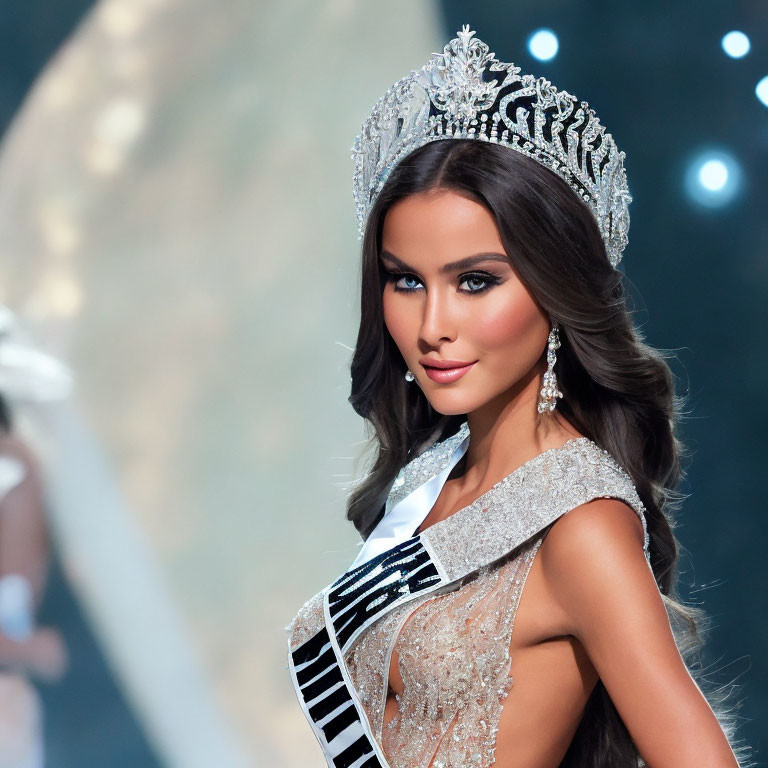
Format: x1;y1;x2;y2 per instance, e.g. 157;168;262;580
346;429;470;571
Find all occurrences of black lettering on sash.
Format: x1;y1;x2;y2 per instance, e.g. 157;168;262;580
295;646;336;686
334;734;373;768
322;702;359;743
328;538;440;649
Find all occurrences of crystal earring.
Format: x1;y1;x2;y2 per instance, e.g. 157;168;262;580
404;369;415;382
537;322;563;413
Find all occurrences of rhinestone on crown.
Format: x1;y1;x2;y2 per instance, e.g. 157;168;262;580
351;24;632;268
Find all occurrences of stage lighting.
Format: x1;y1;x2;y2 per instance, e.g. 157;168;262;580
527;28;558;62
756;75;768;108
721;31;750;59
684;149;742;209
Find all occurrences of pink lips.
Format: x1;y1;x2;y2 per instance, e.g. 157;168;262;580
421;361;476;383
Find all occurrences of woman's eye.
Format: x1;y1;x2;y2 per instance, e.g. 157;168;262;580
457;272;500;294
460;274;494;293
395;274;422;292
381;271;423;292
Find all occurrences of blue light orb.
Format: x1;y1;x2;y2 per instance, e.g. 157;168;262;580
699;160;728;191
527;29;559;62
721;31;750;59
756;75;768;108
684;149;742;209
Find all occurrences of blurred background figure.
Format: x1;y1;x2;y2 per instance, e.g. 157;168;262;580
0;304;71;768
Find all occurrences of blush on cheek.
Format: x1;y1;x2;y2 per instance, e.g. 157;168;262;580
473;298;544;350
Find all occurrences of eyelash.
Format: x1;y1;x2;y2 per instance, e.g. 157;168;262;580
383;270;501;295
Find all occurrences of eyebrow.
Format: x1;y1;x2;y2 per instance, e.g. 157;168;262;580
379;250;511;274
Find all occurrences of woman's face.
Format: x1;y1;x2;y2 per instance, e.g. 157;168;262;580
380;189;551;417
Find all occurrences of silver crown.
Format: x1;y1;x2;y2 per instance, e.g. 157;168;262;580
351;25;632;268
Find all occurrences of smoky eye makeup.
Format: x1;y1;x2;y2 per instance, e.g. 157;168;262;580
382;267;503;295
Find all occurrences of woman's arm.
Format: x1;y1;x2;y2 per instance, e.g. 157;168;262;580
540;498;739;768
0;438;67;681
0;438;50;603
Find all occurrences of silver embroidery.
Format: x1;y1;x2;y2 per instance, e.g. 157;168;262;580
286;590;326;651
289;434;650;650
287;432;653;766
387;423;470;510
344;537;543;767
424;437;651;581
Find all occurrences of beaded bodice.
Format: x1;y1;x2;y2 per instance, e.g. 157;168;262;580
344;535;543;768
286;427;651;768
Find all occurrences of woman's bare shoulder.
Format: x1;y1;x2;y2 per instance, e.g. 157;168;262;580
544;498;645;556
536;498;650;628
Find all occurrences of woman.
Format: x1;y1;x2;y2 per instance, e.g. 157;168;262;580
0;306;72;768
286;26;750;767
0;395;66;768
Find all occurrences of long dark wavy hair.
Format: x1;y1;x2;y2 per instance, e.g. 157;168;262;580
345;139;752;766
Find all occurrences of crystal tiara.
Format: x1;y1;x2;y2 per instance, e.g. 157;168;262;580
351;24;632;268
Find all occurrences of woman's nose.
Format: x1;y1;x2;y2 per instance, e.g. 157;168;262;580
419;289;457;346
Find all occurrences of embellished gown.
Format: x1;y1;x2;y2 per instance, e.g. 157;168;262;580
286;423;651;768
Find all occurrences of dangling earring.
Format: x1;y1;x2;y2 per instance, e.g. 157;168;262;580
537;322;563;413
404;369;415;382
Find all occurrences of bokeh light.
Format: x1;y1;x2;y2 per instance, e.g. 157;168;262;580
684;149;743;208
721;30;750;58
756;74;768;107
527;28;559;61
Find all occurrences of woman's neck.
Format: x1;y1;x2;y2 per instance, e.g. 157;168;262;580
458;377;583;497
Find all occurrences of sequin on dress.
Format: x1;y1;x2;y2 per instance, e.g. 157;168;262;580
344;535;543;768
